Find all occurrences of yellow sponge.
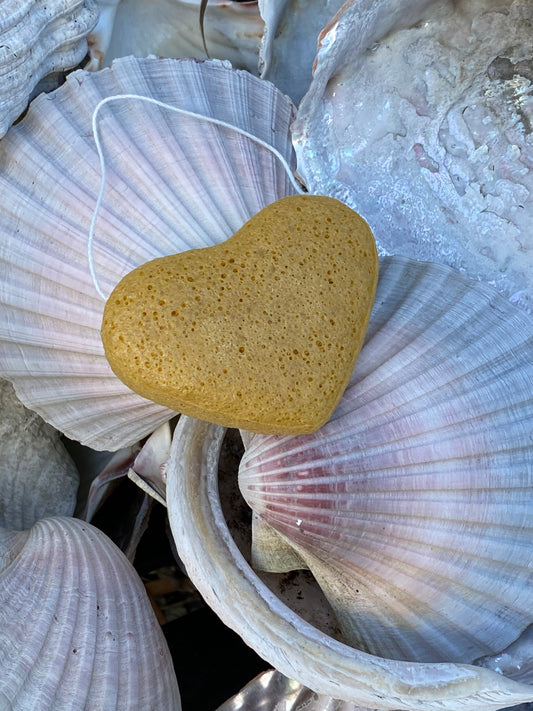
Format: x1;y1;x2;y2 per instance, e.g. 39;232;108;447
101;194;378;433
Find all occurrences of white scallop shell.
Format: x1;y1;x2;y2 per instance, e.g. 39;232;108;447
0;379;79;530
0;0;98;138
0;55;299;451
88;0;263;75
0;516;180;709
292;0;533;313
238;256;533;665
166;414;533;710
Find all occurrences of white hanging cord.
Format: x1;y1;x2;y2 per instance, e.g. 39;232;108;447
89;93;305;300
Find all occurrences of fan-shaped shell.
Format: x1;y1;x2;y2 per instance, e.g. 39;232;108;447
292;0;533;313
166;414;533;710
0;379;79;530
0;55;299;451
0;0;98;138
0;516;180;709
238;256;533;665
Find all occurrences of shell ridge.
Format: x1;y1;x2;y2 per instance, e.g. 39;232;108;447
94;106;227;250
50;518;96;709
2;519;76;706
291;532;531;662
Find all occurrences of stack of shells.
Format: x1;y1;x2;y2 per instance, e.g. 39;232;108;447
0;0;532;709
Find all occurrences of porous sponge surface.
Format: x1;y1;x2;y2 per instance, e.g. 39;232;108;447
101;195;378;433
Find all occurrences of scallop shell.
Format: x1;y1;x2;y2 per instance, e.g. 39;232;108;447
238;255;533;665
0;55;299;451
0;0;98;138
292;0;533;313
166;414;533;710
0;379;79;531
88;0;263;75
0;516;180;709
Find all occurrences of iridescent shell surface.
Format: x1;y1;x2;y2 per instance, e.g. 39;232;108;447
293;0;533;313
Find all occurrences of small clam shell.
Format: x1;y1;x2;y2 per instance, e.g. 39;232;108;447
0;0;98;137
238;256;533;664
292;0;533;312
0;56;298;451
166;415;533;709
0;379;79;530
0;516;180;709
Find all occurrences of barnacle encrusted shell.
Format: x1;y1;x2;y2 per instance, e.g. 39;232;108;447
0;0;98;138
166;256;533;709
0;55;299;451
293;0;533;313
0;516;180;709
238;256;533;665
0;379;79;530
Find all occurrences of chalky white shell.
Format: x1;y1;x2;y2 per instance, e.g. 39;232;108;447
0;55;298;451
0;379;79;530
0;516;180;709
293;0;533;313
0;0;98;137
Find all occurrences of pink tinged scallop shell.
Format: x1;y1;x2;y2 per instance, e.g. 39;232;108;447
0;55;299;451
0;0;98;137
166;415;533;710
238;256;533;665
292;0;533;313
0;516;180;709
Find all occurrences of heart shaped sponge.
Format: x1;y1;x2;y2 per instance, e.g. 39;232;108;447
101;195;378;433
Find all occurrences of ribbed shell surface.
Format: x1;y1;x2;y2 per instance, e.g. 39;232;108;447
239;256;533;665
167;414;533;710
0;516;180;710
0;55;298;451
